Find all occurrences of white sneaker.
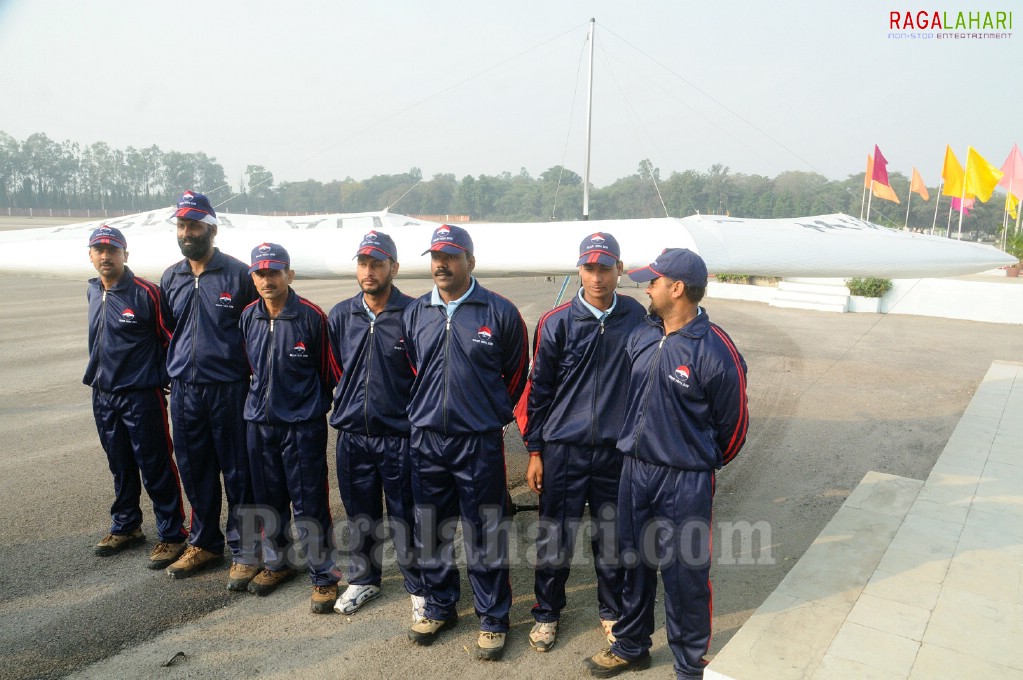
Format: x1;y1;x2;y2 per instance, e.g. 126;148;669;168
601;618;617;643
529;620;558;652
334;584;381;614
411;594;427;623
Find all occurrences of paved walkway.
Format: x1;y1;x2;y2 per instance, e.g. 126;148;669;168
707;360;1023;679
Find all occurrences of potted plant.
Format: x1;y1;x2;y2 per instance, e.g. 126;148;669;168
1005;232;1023;278
845;277;893;313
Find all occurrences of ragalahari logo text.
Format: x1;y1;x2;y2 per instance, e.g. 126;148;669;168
889;8;1013;40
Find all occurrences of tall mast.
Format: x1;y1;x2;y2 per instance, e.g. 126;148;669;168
583;18;595;220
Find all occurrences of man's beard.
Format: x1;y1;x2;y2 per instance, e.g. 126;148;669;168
178;231;214;260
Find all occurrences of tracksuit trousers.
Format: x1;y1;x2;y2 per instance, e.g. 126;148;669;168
336;431;423;595
92;387;187;542
247;419;336;585
170;379;258;563
410;427;511;633
532;442;622;623
612;456;715;679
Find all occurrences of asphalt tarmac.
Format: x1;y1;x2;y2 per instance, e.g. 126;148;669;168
1;269;1021;680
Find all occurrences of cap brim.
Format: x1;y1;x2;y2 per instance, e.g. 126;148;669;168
422;243;469;256
355;246;392;261
248;261;289;274
577;251;619;267
174;208;217;225
627;265;662;283
88;238;126;249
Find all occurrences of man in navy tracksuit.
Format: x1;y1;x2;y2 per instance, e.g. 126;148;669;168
84;226;188;569
239;243;341;613
160;191;261;588
327;231;425;619
403;224;528;661
586;248;748;679
518;232;646;652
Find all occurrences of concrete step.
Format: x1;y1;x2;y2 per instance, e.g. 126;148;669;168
776;281;850;297
706;471;924;680
770;298;847;313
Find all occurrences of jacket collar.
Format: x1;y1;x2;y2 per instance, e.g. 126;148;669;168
172;247;227;275
252;288;299;320
350;285;408;315
645;306;709;339
89;266;136;293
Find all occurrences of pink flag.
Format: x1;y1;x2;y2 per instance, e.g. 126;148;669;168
999;143;1023;200
951;196;975;216
872;145;890;185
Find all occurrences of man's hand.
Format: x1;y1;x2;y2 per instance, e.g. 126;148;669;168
527;455;543;495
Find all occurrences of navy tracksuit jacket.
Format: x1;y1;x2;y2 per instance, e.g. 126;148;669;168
611;310;748;679
327;288;422;595
518;290;646;623
241;288;339;584
402;280;528;633
160;248;259;560
85;267;186;543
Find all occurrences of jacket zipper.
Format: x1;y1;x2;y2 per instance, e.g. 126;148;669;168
98;289;108;382
189;275;200;383
589;316;606;445
363;317;375;434
265;318;274;421
442;314;451;435
631;333;667;455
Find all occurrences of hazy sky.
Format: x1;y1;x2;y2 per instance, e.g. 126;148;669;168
1;0;1019;193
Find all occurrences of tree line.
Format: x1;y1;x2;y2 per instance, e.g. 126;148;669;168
0;131;1008;237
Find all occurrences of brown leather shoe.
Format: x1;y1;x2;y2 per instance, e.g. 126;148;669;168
148;541;186;570
408;614;458;646
247;567;297;596
94;528;145;556
165;545;225;579
227;562;261;591
476;631;507;661
585;647;651;677
310;584;338;614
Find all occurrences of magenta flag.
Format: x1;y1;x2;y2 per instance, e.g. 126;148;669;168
872;145;890;185
951;196;975;216
999;143;1023;200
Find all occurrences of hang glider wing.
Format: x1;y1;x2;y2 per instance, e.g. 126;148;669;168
1;209;1012;280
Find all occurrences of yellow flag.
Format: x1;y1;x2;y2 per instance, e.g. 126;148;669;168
910;167;930;201
964;147;1004;203
941;146;966;198
864;155;874;189
1008;192;1019;220
872;181;900;204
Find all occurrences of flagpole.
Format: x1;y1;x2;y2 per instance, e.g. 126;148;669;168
957;150;969;240
931;180;942;235
946;200;954;238
904;187;913;229
866;181;874;222
860;184;866;220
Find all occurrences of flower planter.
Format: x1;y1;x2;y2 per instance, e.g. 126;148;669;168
847;295;881;313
